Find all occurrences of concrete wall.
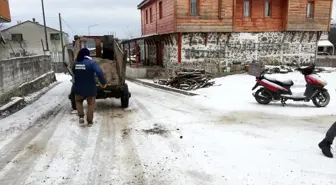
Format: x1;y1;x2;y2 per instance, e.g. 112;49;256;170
0;55;55;104
0;21;69;62
161;31;322;75
126;66;147;78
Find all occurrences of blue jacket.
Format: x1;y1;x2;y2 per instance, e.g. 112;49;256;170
72;57;106;97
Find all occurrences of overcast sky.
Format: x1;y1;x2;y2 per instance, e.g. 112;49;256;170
6;0;142;40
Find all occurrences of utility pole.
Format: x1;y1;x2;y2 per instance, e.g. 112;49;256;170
41;0;49;52
88;24;98;36
59;13;65;63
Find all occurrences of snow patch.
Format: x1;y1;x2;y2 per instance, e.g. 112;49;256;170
56;73;72;82
192;71;336;117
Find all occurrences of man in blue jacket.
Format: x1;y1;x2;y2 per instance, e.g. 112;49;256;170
72;48;107;127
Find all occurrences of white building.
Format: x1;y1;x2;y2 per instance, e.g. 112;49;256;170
0;19;70;62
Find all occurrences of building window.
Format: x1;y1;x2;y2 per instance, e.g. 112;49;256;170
11;34;23;42
190;0;198;16
244;0;251;17
159;1;163;19
50;33;60;40
145;9;148;24
150;7;153;22
265;1;271;17
307;1;314;18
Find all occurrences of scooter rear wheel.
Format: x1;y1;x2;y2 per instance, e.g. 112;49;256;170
255;88;272;105
312;90;330;107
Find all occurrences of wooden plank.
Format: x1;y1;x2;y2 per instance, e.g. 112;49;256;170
308;32;314;42
317;31;322;41
204;33;208;46
189;33;193;46
299;32;305;43
282;31;287;43
217;32;222;45
290;32;296;42
178;33;182;63
226;33;231;43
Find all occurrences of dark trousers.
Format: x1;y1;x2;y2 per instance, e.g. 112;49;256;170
325;122;336;143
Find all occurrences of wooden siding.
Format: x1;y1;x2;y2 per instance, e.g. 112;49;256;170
141;0;175;36
176;0;233;32
139;0;332;34
0;0;11;22
286;0;332;31
233;0;285;32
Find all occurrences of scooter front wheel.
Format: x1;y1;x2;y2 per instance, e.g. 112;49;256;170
312;90;330;107
254;88;272;105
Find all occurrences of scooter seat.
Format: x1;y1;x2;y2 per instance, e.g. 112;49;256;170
264;76;294;86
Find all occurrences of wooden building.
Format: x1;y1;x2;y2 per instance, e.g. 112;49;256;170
0;0;11;23
124;0;333;75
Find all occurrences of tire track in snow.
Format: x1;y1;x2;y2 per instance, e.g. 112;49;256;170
87;102;148;185
0;101;66;171
87;103;118;185
69;103;109;185
114;107;148;185
54;109;103;185
23;108;83;185
0;103;69;184
133;98;213;185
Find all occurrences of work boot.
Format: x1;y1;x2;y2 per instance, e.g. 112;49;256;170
318;139;333;158
87;122;93;127
79;117;85;124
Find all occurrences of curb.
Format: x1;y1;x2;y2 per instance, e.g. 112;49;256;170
126;77;199;96
0;81;61;119
0;97;25;116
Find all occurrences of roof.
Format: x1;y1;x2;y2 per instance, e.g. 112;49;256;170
318;40;334;47
137;0;156;9
121;33;159;43
0;20;68;35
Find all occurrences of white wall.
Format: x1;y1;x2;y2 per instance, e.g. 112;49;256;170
0;21;69;62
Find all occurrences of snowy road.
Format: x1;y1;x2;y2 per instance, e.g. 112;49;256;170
0;74;335;185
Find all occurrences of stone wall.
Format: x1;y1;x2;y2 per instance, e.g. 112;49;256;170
0;55;56;104
158;31;322;75
163;35;178;75
52;62;69;73
148;45;156;65
181;32;319;73
316;56;336;67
